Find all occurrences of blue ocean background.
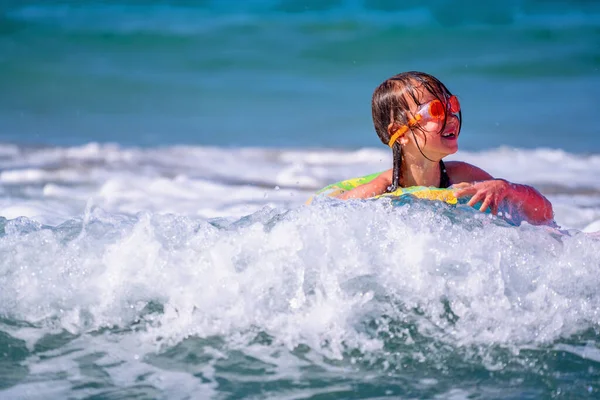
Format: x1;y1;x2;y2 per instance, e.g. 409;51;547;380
2;0;599;150
1;1;600;399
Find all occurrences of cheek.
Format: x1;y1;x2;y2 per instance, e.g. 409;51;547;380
422;120;444;134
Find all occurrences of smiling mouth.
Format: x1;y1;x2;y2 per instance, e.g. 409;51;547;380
441;131;457;139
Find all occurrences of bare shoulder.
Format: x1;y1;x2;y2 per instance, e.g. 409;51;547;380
372;168;393;185
445;160;494;184
357;168;393;195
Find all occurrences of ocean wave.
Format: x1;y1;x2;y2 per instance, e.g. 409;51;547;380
1;143;600;229
1;201;598;345
0;202;599;397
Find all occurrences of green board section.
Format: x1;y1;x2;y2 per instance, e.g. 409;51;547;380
309;172;458;205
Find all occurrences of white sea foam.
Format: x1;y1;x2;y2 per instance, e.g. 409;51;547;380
2;143;600;397
1;201;599;345
0;200;599;396
1;143;599;229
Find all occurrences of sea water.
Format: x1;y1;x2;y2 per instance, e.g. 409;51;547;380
1;1;600;399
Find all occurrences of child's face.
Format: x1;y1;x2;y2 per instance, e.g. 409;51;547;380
406;89;461;158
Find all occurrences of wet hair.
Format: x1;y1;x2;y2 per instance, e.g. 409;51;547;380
371;71;462;191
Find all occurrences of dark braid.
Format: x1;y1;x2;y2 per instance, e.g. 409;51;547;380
388;144;403;192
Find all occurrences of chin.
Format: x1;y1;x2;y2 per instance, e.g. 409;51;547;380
447;146;459;155
438;143;458;157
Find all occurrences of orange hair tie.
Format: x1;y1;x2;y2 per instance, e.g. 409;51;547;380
387;114;422;147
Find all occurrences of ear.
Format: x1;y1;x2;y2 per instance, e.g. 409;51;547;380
387;122;410;146
387;122;399;136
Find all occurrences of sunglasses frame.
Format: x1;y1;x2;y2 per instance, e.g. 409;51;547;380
387;95;461;148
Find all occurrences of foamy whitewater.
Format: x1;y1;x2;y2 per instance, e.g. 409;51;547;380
1;143;600;399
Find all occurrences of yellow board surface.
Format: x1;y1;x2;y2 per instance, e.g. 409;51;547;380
307;172;457;205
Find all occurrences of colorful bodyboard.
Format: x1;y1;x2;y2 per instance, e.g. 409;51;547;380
307;172;458;205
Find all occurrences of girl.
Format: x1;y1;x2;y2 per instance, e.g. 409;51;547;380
336;71;554;225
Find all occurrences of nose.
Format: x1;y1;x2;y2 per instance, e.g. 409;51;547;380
448;113;461;134
448;113;460;123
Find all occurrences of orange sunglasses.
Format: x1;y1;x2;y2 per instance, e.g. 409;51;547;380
388;95;460;148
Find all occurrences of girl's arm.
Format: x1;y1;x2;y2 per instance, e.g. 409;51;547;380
446;161;554;225
336;170;392;200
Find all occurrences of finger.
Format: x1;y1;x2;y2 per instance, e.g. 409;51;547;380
479;196;492;213
492;196;503;215
467;192;485;208
453;190;466;198
454;187;477;198
450;182;470;190
491;203;499;215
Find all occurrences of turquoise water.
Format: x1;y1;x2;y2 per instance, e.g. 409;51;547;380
1;1;600;399
1;0;599;150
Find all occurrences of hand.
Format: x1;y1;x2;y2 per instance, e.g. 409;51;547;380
452;180;512;214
